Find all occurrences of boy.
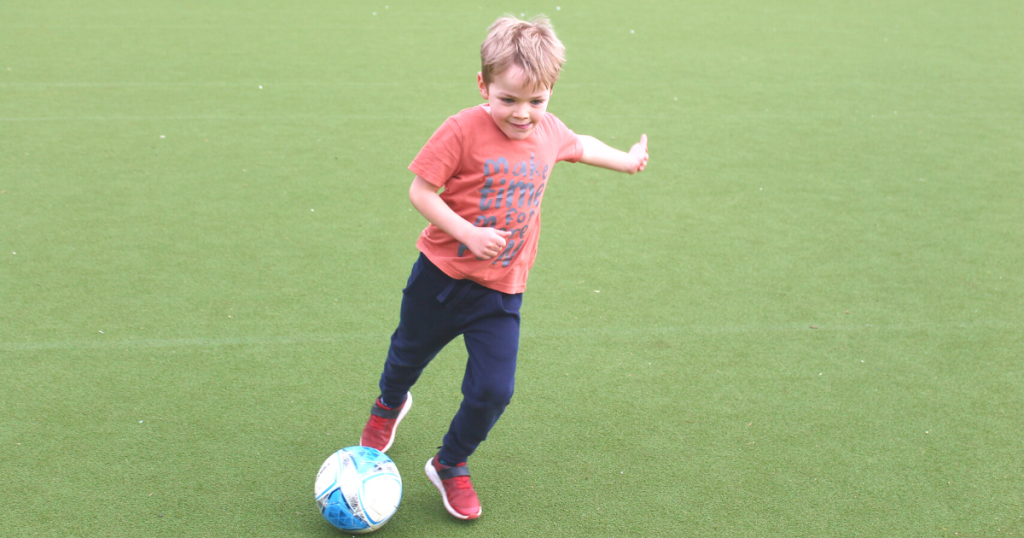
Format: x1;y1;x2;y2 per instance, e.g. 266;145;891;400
359;15;648;520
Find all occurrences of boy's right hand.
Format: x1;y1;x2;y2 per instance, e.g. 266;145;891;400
464;227;512;260
628;134;649;174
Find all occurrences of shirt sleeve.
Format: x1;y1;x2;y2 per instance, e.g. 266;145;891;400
550;114;584;163
409;116;464;188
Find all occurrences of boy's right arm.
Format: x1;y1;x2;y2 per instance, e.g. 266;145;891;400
409;176;512;260
578;134;648;174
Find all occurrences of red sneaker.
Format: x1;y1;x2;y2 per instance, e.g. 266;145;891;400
359;392;411;453
425;455;482;520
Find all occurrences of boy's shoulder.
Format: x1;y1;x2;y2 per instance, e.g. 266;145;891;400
445;104;488;129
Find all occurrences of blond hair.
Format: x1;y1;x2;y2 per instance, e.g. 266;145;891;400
480;15;566;90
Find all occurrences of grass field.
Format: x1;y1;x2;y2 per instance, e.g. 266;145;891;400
1;1;1022;536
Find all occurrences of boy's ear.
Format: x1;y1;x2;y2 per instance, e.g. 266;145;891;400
477;72;489;100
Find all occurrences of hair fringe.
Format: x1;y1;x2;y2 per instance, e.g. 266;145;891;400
481;14;566;89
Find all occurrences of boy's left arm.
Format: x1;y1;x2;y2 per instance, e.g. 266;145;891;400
578;134;648;174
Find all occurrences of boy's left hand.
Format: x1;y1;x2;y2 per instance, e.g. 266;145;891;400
628;134;648;174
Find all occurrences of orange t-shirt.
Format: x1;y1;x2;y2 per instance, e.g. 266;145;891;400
410;104;584;293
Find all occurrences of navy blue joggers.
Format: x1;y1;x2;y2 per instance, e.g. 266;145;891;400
378;253;523;465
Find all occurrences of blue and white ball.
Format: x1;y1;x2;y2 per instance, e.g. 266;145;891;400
315;446;402;534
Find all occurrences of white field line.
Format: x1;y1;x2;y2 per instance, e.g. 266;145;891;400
0;115;441;121
0;320;1016;352
3;114;1008;122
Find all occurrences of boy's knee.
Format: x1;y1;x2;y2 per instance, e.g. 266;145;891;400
466;383;514;410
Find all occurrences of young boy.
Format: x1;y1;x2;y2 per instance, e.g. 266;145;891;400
359;15;648;520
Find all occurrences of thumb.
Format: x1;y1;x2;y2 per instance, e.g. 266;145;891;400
639;133;648;147
497;229;513;236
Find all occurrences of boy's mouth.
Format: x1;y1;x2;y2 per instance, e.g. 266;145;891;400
509;121;531;130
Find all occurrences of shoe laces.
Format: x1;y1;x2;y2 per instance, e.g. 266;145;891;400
367;414;392;432
450;475;473;491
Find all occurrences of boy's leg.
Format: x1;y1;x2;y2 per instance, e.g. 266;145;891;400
427;290;521;519
437;291;523;465
363;254;461;452
378;254;461;406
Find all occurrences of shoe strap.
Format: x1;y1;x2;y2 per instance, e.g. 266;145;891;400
371;402;401;419
438;464;470;481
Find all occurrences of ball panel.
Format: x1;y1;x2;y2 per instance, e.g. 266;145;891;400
361;473;402;522
338;452;370;526
314;452;340;502
321;488;371;532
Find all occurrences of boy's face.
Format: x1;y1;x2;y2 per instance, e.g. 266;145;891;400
478;65;552;141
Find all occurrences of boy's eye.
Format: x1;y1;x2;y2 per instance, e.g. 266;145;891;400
501;98;514;104
531;100;545;106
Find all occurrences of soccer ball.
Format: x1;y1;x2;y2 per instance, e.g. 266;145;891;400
315;446;402;534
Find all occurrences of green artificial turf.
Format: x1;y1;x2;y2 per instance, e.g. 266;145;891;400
1;0;1021;536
